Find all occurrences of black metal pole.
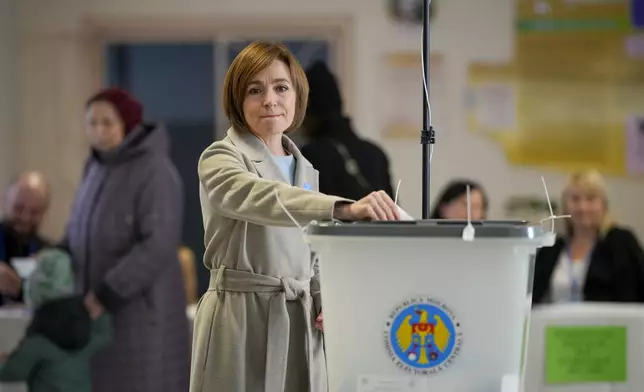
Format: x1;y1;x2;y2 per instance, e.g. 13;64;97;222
421;0;435;220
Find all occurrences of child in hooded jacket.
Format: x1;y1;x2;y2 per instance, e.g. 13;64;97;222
0;248;111;391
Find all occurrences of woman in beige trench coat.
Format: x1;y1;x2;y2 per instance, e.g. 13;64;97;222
190;42;400;392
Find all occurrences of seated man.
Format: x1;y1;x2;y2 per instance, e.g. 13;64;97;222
0;171;51;305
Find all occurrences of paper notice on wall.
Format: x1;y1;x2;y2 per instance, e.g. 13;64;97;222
626;116;644;174
356;375;423;392
545;325;627;384
472;83;517;131
625;34;644;59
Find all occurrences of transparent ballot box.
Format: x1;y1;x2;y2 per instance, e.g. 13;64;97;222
307;220;550;392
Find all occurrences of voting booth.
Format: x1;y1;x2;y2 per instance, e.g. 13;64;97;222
524;303;644;392
308;220;551;392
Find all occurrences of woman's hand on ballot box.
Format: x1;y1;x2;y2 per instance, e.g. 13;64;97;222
333;191;400;221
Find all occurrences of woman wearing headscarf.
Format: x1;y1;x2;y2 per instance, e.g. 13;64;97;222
61;88;190;392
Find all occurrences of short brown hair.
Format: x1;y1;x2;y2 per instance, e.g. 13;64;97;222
222;42;309;134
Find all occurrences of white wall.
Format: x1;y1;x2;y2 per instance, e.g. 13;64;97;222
15;0;644;239
0;0;19;188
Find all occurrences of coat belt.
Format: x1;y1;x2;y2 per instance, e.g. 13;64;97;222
209;266;314;392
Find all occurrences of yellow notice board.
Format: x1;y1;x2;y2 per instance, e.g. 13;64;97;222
466;0;644;175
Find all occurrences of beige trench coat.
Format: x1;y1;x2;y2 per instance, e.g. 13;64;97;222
190;127;347;392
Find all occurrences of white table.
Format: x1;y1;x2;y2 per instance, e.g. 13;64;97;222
0;304;198;392
0;307;30;392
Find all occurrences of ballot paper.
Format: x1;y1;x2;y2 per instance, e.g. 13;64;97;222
397;205;415;221
10;258;37;279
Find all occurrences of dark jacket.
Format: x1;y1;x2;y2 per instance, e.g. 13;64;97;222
532;226;644;304
0;297;112;392
301;61;394;200
301;115;394;200
61;124;190;392
0;222;49;305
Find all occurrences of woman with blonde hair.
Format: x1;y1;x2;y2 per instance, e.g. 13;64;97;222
532;169;644;304
190;42;399;392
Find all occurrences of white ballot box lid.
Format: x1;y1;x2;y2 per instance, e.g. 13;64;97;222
524;303;644;392
307;219;546;240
